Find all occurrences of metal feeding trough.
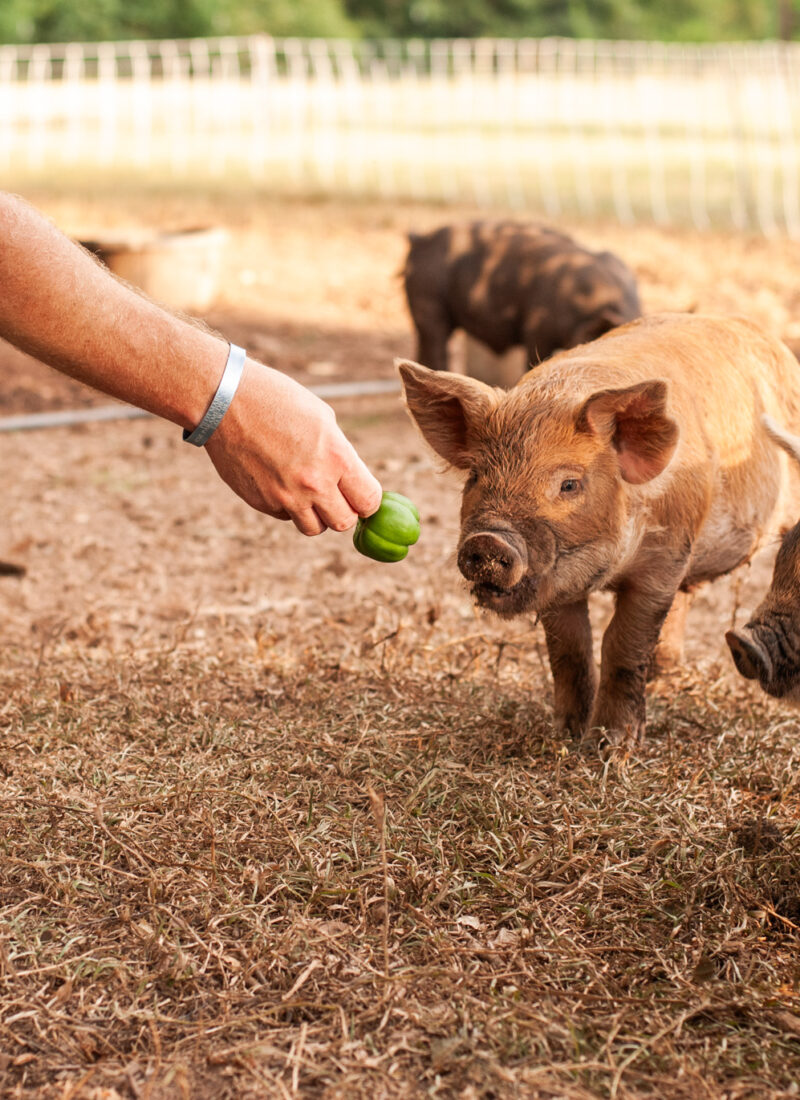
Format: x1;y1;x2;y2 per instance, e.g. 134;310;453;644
80;226;228;314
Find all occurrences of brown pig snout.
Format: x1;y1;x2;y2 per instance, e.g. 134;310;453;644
457;530;528;589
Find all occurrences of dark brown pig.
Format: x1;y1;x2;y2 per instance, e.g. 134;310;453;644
398;313;800;742
726;416;800;702
403;220;642;375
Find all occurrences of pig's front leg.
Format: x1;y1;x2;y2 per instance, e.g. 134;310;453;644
540;599;597;736
592;584;677;741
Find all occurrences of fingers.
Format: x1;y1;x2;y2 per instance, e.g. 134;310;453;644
291;447;382;536
313;496;359;533
292;507;327;537
294;490;360;536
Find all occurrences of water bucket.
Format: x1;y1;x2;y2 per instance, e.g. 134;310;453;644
80;226;228;314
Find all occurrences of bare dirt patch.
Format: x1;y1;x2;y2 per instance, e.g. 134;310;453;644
2;190;800;1098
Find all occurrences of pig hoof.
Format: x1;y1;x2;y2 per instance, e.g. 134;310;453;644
578;725;618;755
583;721;643;754
555;712;591;740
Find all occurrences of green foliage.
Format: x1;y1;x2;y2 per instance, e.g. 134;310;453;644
343;0;786;41
0;1;34;44
114;0;220;40
0;0;358;44
0;0;796;44
345;0;552;39
210;0;358;38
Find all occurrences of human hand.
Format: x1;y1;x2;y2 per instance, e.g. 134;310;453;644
204;359;383;536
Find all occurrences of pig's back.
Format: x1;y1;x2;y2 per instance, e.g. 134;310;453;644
520;313;800;573
524;312;800;449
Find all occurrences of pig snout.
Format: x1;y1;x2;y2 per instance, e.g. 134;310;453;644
458;530;528;590
726;622;800;702
725;628;774;685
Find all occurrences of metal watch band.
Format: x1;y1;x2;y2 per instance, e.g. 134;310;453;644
182;343;247;447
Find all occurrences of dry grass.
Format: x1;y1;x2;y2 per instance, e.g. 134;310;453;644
2;617;800;1099
2;192;800;1098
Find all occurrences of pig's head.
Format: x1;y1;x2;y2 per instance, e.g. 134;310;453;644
726;415;800;703
398;359;679;617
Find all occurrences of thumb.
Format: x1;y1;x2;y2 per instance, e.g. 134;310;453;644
339;453;382;517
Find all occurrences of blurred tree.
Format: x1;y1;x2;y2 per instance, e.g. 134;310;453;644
777;0;800;37
210;0;358;37
611;0;775;40
0;0;118;43
114;0;219;40
342;0;791;40
0;0;796;43
0;0;33;42
0;0;357;44
344;0;554;38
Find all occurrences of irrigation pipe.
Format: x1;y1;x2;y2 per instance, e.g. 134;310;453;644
0;378;402;434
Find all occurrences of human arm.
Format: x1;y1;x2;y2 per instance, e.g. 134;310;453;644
0;191;382;535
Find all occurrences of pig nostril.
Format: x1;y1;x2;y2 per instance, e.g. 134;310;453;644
459;531;526;586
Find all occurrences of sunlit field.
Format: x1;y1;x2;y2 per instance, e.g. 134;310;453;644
1;186;800;1097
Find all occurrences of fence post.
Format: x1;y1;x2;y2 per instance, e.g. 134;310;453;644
247;35;274;182
0;47;17;174
777;44;800;238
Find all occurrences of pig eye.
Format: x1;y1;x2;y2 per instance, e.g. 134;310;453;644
560;478;582;495
465;470;479;489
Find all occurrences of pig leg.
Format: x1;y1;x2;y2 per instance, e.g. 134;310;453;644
649;590;692;677
540;599;597;736
415;327;450;373
593;585;677;741
409;304;453;374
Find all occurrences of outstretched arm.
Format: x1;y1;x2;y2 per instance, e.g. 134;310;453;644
0;191;382;536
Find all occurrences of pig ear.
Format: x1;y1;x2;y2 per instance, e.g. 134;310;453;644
396;358;499;469
577;380;679;484
763;414;800;469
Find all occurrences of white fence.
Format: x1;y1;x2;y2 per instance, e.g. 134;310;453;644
1;35;800;235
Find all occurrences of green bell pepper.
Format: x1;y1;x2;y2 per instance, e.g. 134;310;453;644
353;491;420;562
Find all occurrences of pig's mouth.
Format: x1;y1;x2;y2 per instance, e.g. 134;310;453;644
471;545;611;616
471;574;539;617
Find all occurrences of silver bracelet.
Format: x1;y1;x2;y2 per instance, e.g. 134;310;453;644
183;343;247;447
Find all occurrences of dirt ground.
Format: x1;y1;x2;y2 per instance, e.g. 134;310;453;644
4;190;800;660
2;190;800;1098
